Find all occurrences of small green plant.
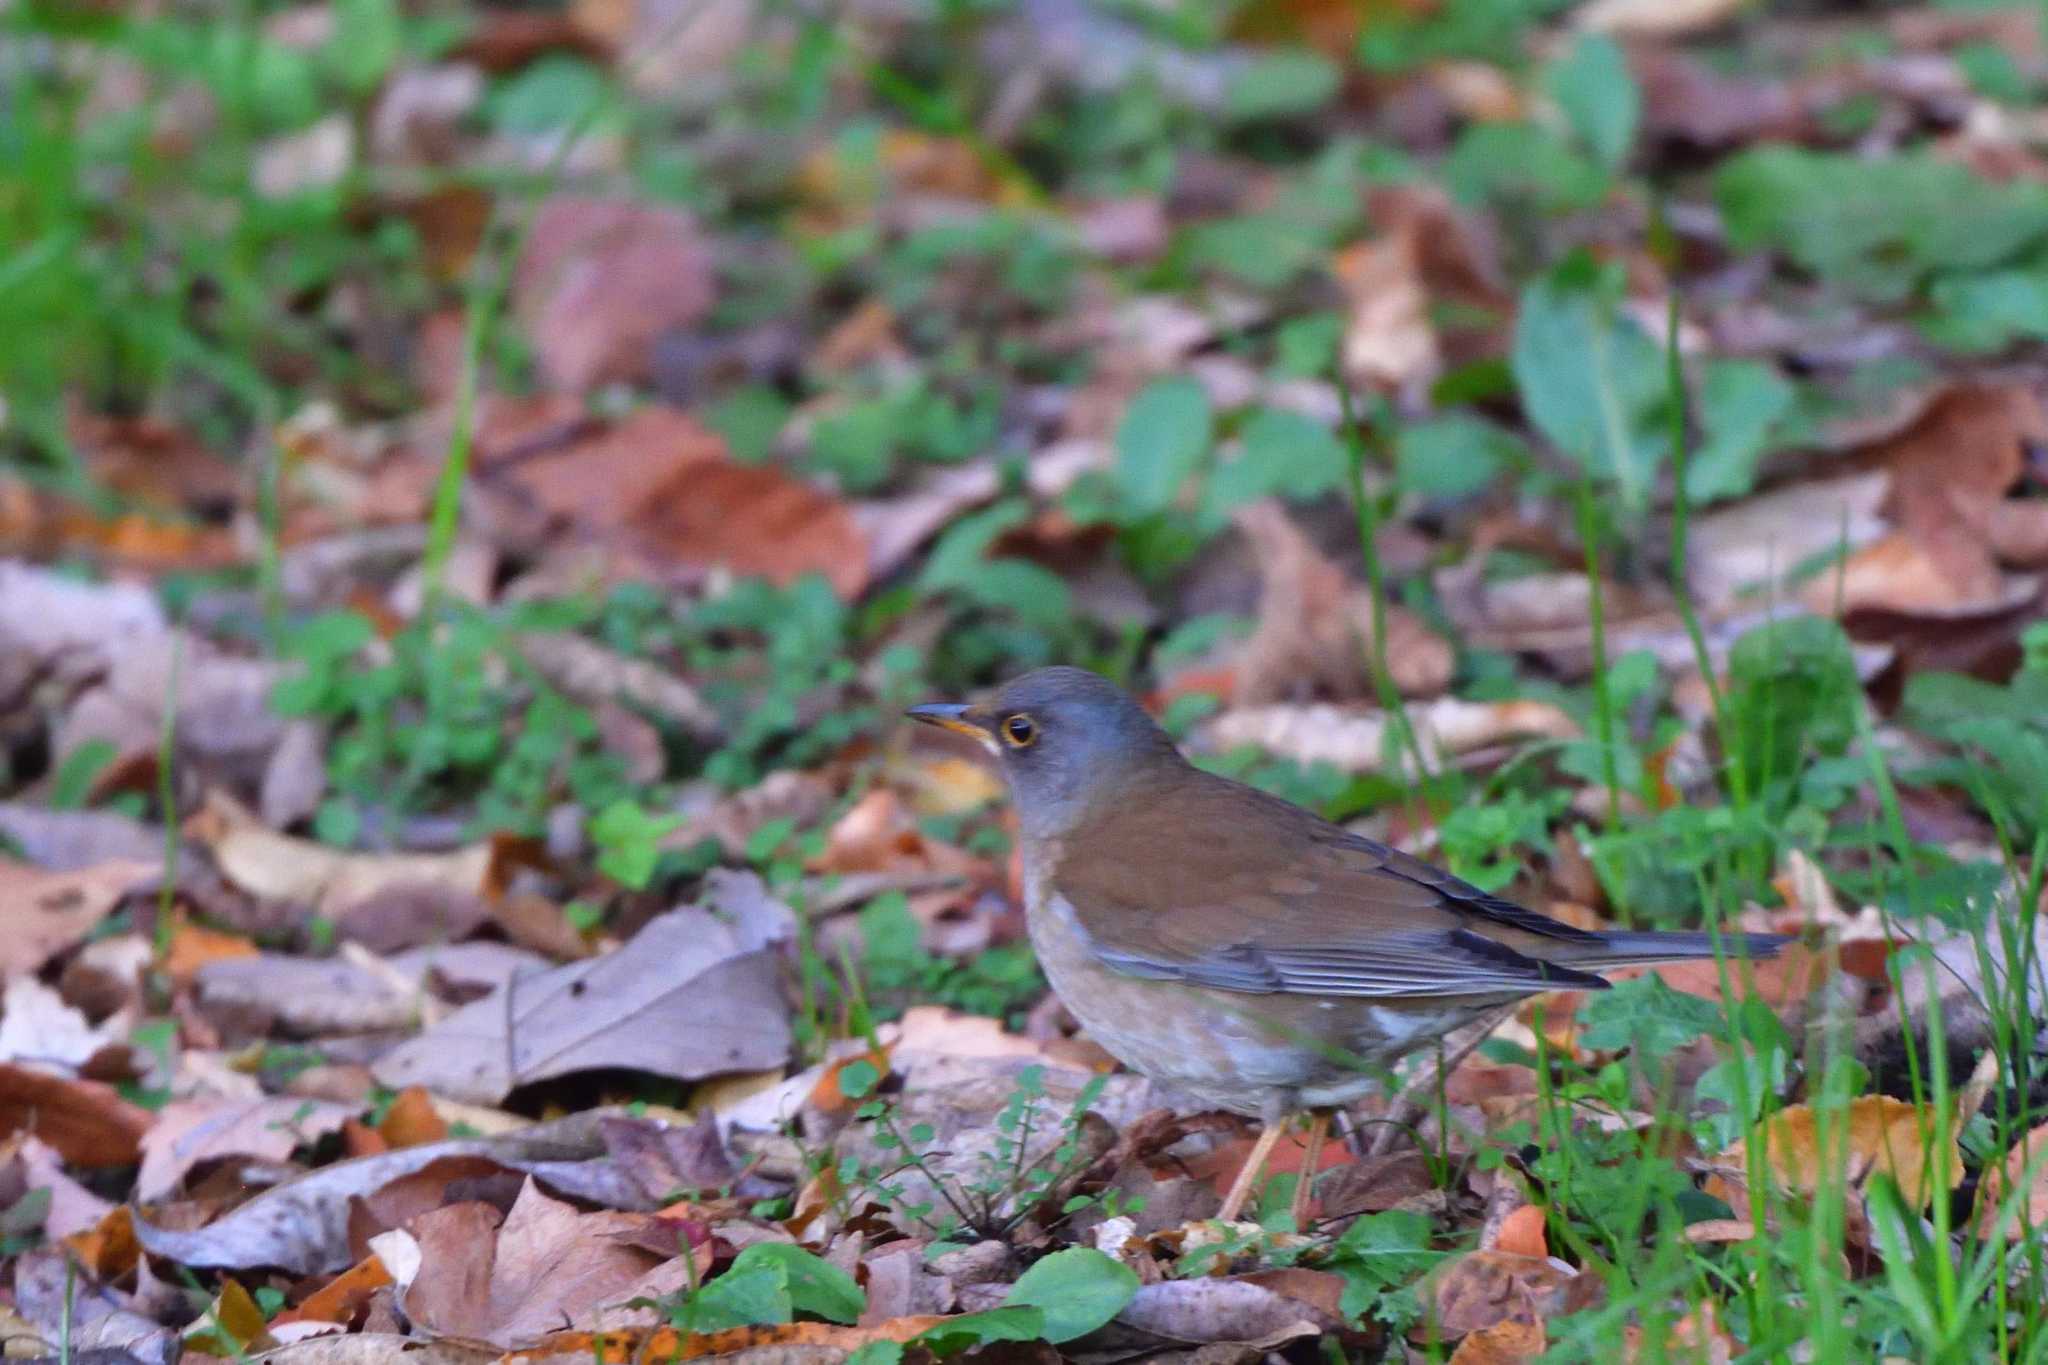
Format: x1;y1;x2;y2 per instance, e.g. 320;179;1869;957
830;1061;1120;1246
654;1242;864;1334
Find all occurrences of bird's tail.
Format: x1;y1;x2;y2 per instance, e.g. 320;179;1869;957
1561;930;1791;970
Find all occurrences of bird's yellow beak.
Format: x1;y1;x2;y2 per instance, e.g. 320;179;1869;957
906;702;997;753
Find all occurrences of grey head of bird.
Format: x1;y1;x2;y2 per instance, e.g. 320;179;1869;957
906;666;1185;842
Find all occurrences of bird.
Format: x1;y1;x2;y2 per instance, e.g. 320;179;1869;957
908;666;1789;1226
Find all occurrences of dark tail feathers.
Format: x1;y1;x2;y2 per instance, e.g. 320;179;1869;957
1562;929;1792;971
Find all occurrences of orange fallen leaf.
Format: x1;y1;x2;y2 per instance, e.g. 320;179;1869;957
162;919;259;984
502;1315;950;1363
62;1205;139;1279
1974;1120;2048;1241
0;1064;153;1167
1716;1096;1962;1209
377;1087;451;1149
274;1253;394;1327
1493;1204;1548;1259
1450;1317;1548;1364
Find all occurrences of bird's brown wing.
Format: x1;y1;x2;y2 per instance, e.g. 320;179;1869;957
1050;769;1613;999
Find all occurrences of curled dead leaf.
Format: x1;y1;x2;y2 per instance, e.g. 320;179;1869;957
1712;1096;1963;1209
1197;697;1577;774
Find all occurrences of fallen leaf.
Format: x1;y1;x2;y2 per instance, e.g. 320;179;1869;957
513;197;715;392
372;881;793;1104
1492;1205;1547;1259
1429;1250;1593;1338
162;918;261;985
400;1181;695;1348
1450;1317;1549;1365
0;560;169;693
1232;501;1454;704
195;792;495;920
62;1205;140;1279
1334;224;1438;396
1197;697;1578;774
0;1064;153;1166
0;974;130;1073
504;1317;948;1364
129;1112;630;1273
1714;1096;1963;1209
1973;1120;2048;1240
0;857;156;976
0;803;165;872
1113;1275;1334;1347
195;953;419;1035
138;1096;355;1202
379;1088;451;1149
274;1253;396;1327
12;1136;117;1237
491;406;869;598
513;631;722;739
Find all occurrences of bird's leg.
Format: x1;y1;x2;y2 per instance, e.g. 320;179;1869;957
1217;1112;1290;1224
1366;1005;1513;1157
1291;1110;1329;1231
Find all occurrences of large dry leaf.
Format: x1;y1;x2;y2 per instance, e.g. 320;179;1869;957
491;406;869;598
1429;1250;1593;1339
0;803;165;872
1111;1276;1334;1348
0;560;167;696
1576;0;1744;36
0;857;157;976
130;1111;634;1273
195;793;494;918
1231;501;1454;704
137;1097;355;1202
195;953;420;1036
12;1135;117;1238
0;1063;153;1167
54;633;289;789
1714;1096;1963;1209
513;197;714;392
371;875;793;1103
1334;225;1438;395
401;1180;696;1348
1198;697;1578;774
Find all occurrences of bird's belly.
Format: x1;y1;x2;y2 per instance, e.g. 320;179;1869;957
1025;890;1473;1116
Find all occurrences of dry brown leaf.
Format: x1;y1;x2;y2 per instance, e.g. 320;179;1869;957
400;1181;695;1348
1198;696;1577;774
12;1136;117;1238
1232;501;1454;704
1333;227;1438;396
274;1253;396;1327
0;1064;153;1167
512;631;721;739
1492;1204;1547;1259
491;406;868;598
1429;1250;1593;1339
372;876;793;1104
1622;1300;1736;1364
0;973;130;1075
1714;1096;1962;1209
513;197;714;392
0;857;156;976
1115;1275;1334;1347
1449;1317;1549;1365
162;919;262;985
137;1096;355;1202
1973;1120;2048;1241
194;792;495;919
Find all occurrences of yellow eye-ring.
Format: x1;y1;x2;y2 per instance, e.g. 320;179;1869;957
1002;714;1037;748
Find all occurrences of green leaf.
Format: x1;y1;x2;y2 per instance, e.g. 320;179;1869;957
912;1306;1047;1353
484;55;615;134
1924;268;2048;353
674;1259;791;1332
730;1244;865;1324
1546;33;1638;171
1575;974;1724;1057
1716;147;2048;300
844;1345;904;1365
1686;360;1796;504
1328;1209;1442;1323
1725;615;1861;785
1227;49;1341;122
1444;122;1609;215
1394;413;1524;499
1205;408;1346;514
1510;258;1667;507
1002;1248;1138;1343
1114;378;1214;518
589;799;685;889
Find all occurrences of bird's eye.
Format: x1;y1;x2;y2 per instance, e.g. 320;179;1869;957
1001;714;1037;748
